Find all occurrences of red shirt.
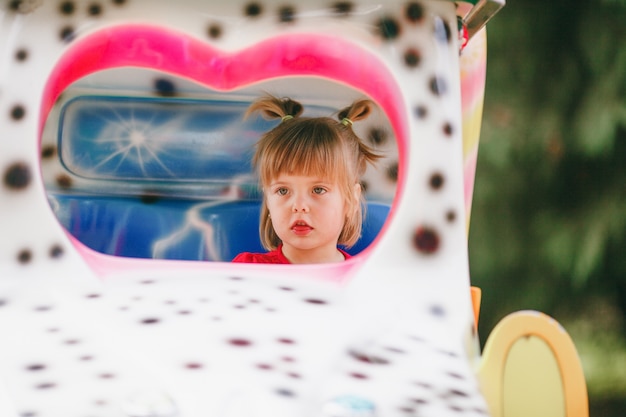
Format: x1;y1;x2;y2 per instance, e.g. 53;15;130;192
232;244;351;264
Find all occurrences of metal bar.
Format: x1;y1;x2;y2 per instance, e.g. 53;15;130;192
463;0;506;40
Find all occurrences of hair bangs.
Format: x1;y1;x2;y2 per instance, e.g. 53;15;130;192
258;119;351;186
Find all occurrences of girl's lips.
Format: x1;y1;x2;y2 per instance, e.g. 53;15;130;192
291;221;313;235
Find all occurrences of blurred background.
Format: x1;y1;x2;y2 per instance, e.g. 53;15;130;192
469;0;626;415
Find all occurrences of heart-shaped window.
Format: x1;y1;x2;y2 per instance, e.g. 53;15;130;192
41;25;403;264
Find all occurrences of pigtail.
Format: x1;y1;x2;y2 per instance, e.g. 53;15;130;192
338;99;372;123
337;99;383;168
245;95;304;121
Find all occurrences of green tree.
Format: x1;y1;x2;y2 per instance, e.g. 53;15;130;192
468;0;626;413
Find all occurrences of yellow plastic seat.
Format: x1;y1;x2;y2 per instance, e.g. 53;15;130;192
478;311;588;417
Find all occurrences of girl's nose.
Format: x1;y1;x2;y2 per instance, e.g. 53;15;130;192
292;195;310;213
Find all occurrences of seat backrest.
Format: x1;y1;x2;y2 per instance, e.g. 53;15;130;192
50;195;389;262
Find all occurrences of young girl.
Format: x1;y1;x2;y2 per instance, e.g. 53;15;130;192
232;95;381;264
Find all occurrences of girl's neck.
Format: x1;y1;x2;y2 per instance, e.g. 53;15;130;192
281;244;345;264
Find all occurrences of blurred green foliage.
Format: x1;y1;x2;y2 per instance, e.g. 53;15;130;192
468;0;626;412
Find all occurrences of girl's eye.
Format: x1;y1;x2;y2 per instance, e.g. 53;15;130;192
313;187;326;195
277;188;289;196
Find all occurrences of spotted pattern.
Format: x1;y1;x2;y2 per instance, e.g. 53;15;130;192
414;226;440;254
0;273;486;416
0;1;484;416
3;162;31;190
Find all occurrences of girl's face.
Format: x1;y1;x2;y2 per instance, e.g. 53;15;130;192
265;173;356;264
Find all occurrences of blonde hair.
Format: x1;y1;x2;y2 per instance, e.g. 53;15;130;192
246;95;381;250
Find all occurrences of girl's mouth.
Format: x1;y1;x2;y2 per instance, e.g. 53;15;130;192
291;221;313;235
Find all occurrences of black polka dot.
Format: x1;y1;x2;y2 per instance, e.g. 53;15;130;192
154;78;176;97
56;174;73;189
15;48;28;61
429;172;444;190
59;26;76;42
376;17;400;40
275;388;296;397
414;105;428;119
434;16;452;43
349;372;369;380
413;227;439;254
360;180;369;193
447;388;469;398
430;304;446;317
35;382;56;390
49;244;64;259
406;2;424;23
86;293;101;299
228;338;252;347
0;299;7;308
41;145;57;159
439;347;459;358
244;2;262;17
185;362;204;370
443;122;454;136
112;0;127;5
446;210;456;223
332;2;353;15
277;337;295;345
368;127;388;146
4;162;31;190
11;105;25;120
17;249;32;264
278;5;296;23
429;76;447;96
304;298;327;305
25;364;46;372
207;23;222;39
19;411;37;417
140;318;161;325
404;48;421;68
413;381;432;389
98;373;115;379
8;0;22;11
59;1;75;15
8;0;41;12
88;3;103;16
386;162;398;182
349;350;390;365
